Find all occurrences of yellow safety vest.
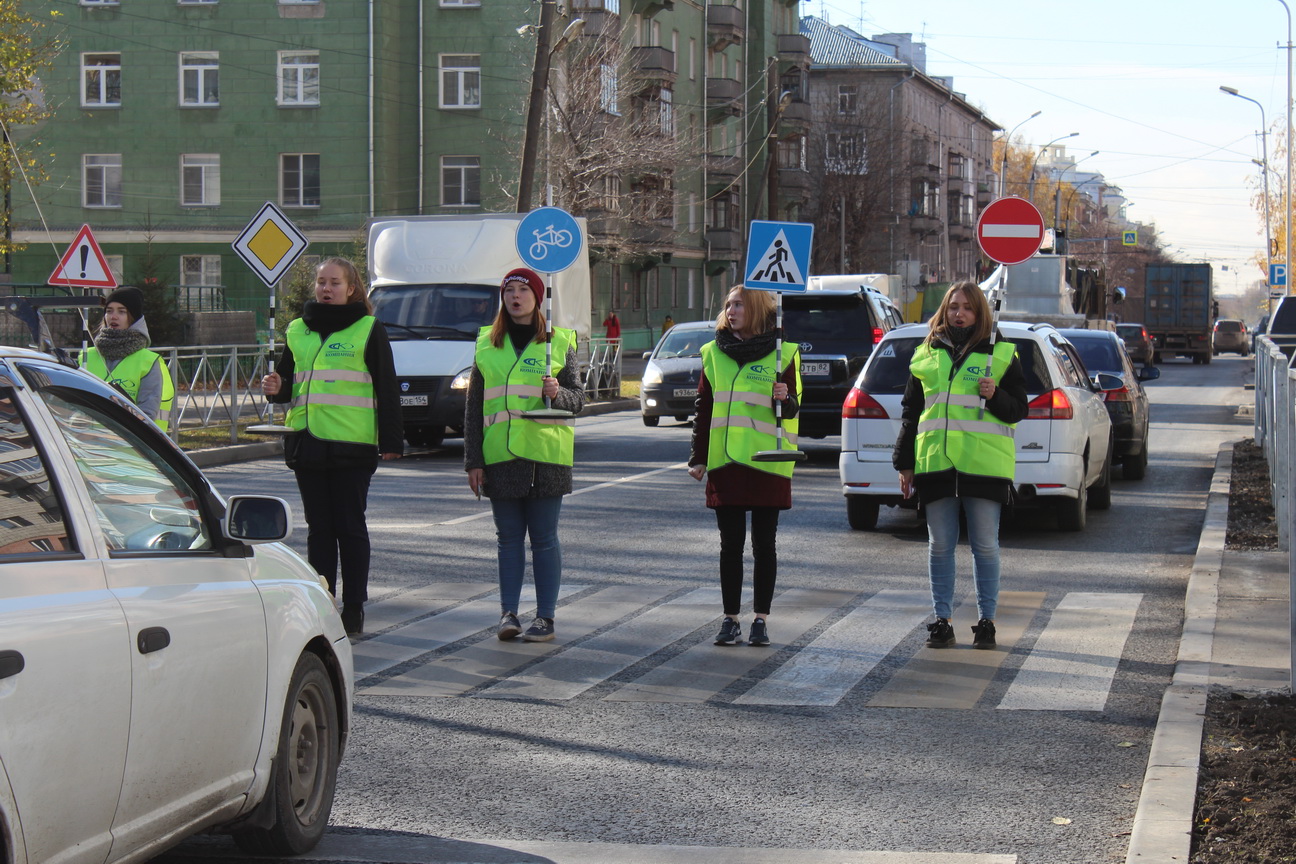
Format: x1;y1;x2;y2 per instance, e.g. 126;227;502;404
700;340;801;478
82;347;175;432
911;340;1018;479
476;327;577;466
285;316;378;446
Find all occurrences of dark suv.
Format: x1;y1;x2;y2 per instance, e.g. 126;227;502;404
782;287;903;438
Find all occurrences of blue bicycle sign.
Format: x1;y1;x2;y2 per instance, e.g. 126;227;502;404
516;207;583;273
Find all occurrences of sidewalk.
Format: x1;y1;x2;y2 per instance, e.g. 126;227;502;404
1125;441;1292;863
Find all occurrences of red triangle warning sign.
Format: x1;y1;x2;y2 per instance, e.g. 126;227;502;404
48;225;118;289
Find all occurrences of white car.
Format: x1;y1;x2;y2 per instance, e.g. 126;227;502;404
840;322;1116;531
0;346;353;863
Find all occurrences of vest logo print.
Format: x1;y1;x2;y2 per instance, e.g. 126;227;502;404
329;341;354;350
964;363;987;376
749;364;774;375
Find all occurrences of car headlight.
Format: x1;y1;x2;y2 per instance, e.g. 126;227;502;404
450;367;472;390
641;364;663;387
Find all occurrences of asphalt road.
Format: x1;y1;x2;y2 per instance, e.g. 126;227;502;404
160;354;1254;864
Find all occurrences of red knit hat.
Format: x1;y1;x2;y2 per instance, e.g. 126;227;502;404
502;267;546;307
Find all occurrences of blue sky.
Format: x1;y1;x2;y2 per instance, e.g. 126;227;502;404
812;0;1291;294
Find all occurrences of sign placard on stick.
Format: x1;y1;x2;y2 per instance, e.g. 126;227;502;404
976;198;1045;266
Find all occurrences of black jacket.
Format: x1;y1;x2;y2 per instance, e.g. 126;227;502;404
268;301;404;470
892;332;1029;505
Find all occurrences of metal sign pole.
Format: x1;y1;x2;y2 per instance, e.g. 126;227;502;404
751;293;805;463
520;273;574;419
247;277;294;434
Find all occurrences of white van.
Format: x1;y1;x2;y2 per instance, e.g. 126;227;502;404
367;214;591;448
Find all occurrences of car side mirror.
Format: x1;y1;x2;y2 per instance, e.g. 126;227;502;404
642;351;652;360
1095;372;1124;392
1137;366;1160;382
224;495;293;544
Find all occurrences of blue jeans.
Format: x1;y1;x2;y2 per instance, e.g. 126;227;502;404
925;495;1001;621
490;496;563;619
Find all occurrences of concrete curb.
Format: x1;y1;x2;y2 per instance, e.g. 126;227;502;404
182;400;638;468
1124;440;1234;863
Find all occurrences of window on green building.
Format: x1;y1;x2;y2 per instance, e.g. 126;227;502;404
281;154;321;208
441;156;480;207
181;154;220;207
439;55;481;109
180;52;219;107
83;154;122;208
81;54;121;108
278;51;320;106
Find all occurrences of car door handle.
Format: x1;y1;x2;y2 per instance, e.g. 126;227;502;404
137;627;171;655
0;650;24;680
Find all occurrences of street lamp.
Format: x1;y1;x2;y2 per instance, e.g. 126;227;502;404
1220;86;1273;285
1026;132;1079;201
997;110;1041;197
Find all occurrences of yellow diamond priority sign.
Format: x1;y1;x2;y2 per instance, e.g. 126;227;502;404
233;201;310;287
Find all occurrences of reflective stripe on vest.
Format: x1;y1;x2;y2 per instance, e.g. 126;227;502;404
476;327;576;466
700;340;801;478
910;340;1018;479
284;316;378;445
82;347;175;432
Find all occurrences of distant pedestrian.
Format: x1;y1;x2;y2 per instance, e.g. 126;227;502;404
662;312;675;336
465;267;586;643
688;284;800;647
603;311;621;340
893;281;1028;649
262;257;404;636
82;286;175;431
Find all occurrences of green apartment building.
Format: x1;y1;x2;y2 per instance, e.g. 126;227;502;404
8;0;811;349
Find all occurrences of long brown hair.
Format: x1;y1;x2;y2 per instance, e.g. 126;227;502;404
715;284;776;336
487;299;548;348
924;281;992;347
320;256;373;314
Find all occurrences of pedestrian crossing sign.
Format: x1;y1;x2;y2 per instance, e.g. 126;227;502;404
744;220;814;292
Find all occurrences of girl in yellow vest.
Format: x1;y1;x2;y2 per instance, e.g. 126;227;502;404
464;267;585;643
261;257;404;636
893;282;1028;650
688;284;801;647
82;286;174;430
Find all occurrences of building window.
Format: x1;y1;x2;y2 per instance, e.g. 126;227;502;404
837;84;857;115
826;132;867;174
441;156;480;206
181;255;222;287
83;154;122;208
600;65;620;115
277;51;320;106
281;154;320;207
81;54;121;108
439;55;481;109
707;193;738;230
180;52;219;106
659;88;674;137
181;154;220;206
777;136;805;170
440;0;481;6
178;0;219;5
80;0;120;6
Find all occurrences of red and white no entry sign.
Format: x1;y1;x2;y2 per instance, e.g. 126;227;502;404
976;197;1045;266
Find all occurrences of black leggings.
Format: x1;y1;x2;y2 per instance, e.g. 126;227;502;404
294;467;374;606
715;506;780;616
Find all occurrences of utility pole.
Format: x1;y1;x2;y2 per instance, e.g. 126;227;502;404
516;0;557;214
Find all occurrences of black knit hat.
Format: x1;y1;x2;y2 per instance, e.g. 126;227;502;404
104;286;144;322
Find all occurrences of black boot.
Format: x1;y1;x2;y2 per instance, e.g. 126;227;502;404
341;603;364;636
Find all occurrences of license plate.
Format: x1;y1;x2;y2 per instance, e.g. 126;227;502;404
400;395;428;407
800;362;830;376
673;388;698;398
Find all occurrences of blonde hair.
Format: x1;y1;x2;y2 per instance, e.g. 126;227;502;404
319;257;373;314
487;303;548;348
715;284;776;335
925;281;992;347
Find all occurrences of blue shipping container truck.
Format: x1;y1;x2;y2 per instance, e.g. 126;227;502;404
1144;263;1213;364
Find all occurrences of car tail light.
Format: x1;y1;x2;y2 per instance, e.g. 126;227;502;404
843;387;889;419
872;327;884;345
1026;389;1073;420
1104;384;1132;403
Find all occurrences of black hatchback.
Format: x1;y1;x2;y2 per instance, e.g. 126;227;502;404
1057;329;1160;481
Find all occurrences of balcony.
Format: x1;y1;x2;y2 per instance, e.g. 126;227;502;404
777;33;811;66
628;0;673;19
778;99;811;133
626;220;675;246
909;213;942;234
977;181;994;206
629;46;677;87
706;77;743;119
706;227;742;254
949;222;975;243
707;154;741;185
778;167;811;199
573;9;619;38
707;4;744;51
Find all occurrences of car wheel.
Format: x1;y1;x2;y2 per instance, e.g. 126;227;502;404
406;426;445;449
1089;441;1113;510
1123;443;1148;481
234;653;340;856
1203;351;1212;364
674;415;689;423
642;414;660;427
846;496;880;531
1056;478;1088;531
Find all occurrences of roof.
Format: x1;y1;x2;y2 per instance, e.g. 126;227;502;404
800;16;908;70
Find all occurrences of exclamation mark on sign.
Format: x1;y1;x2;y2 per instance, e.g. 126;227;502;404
80;246;89;279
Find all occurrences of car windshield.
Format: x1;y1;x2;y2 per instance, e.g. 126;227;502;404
783;295;872;340
369;283;499;339
860;335;1051;395
1116;325;1143;339
1066;336;1123;375
1216;321;1243;333
654;328;708;359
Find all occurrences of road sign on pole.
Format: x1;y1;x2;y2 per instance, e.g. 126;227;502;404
516;206;584;273
232;202;310;288
1272;263;1288;287
976;198;1045;266
744;221;814;292
48;225;117;289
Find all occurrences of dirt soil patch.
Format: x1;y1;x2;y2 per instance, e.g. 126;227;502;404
1191;438;1295;863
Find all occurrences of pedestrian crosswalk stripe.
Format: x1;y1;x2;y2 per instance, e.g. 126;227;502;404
735;590;930;707
361;582;491;634
997;592;1142;712
365;585;673;698
605;587;852;703
354;584;586;680
868;592;1046;710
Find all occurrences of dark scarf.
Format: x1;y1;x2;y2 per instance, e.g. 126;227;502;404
301;301;368;336
716;327;777;366
94;327;149;363
507;319;538;352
